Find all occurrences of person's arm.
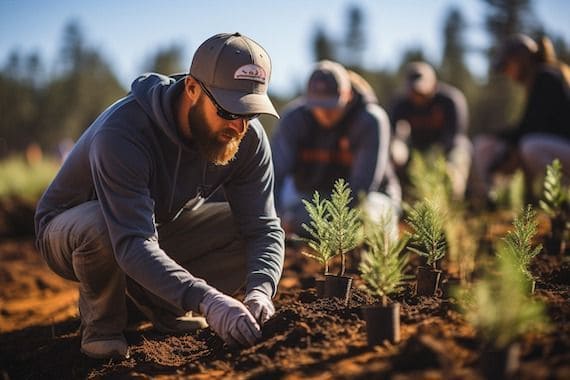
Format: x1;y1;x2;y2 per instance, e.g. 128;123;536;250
388;98;405;134
442;86;469;153
349;104;391;196
518;70;565;137
270;108;302;212
224;122;285;300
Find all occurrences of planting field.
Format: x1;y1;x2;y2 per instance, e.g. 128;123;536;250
0;202;569;379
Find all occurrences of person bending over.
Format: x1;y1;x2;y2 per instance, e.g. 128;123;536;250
35;33;284;359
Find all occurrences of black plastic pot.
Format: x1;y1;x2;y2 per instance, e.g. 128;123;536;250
441;277;460;299
479;342;520;380
315;276;325;297
363;302;400;345
416;266;442;296
323;274;352;305
544;217;567;255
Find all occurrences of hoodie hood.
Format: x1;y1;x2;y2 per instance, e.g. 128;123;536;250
131;72;188;149
131;72;193;214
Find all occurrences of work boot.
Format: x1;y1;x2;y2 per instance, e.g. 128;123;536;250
126;285;208;333
81;335;129;359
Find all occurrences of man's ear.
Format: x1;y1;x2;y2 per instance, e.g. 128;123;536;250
184;76;201;104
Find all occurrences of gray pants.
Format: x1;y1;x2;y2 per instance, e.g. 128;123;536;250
37;201;246;345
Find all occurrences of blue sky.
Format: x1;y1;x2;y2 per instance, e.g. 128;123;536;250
1;0;569;97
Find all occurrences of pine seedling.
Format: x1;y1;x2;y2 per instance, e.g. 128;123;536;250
301;191;334;274
406;198;447;269
499;205;542;283
539;159;569;247
407;149;453;210
459;253;548;349
327;179;362;275
360;214;412;306
539;159;567;218
301;178;362;276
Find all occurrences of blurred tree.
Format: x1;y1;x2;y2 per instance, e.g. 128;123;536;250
438;7;481;137
472;0;539;135
3;51;22;80
0;51;42;154
343;4;366;70
0;20;125;154
25;52;44;88
312;26;336;62
483;0;537;54
440;7;473;90
399;47;427;68
38;20;124;148
60;21;85;74
144;44;185;75
360;69;399;108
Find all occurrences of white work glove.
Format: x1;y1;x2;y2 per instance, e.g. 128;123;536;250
199;289;261;347
243;289;275;325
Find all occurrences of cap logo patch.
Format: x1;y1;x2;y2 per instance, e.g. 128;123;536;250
234;64;266;84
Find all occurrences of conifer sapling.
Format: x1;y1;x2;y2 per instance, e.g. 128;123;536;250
459;252;548;349
539;159;569;245
499;205;542;284
302;179;362;276
360;214;412;306
301;191;334;274
406;198;447;269
539;159;567;219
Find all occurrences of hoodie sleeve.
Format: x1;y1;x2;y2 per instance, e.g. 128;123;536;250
89;127;213;313
349;104;391;195
441;85;469;152
224;122;285;298
270;106;304;213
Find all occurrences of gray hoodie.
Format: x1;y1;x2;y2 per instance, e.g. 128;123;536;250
35;73;284;313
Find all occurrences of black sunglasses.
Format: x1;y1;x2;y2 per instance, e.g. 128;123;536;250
193;77;259;121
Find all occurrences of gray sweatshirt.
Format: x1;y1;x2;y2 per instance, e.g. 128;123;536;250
35;73;284;313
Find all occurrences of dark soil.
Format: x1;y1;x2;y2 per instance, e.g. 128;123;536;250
1;203;569;379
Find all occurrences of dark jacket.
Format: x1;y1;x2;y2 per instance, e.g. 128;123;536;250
390;83;469;153
35;73;284;312
505;65;570;143
271;81;399;208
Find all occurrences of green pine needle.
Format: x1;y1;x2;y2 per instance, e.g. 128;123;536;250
459;253;549;349
301;178;362;275
499;205;542;282
360;214;412;305
406;198;447;268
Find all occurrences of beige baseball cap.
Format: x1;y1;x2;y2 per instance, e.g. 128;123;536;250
306;60;352;109
190;32;279;118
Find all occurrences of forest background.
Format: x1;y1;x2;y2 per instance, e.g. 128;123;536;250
1;0;569;162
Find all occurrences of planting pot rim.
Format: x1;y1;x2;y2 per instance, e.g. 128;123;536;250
362;302;400;310
418;266;443;273
324;273;353;280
